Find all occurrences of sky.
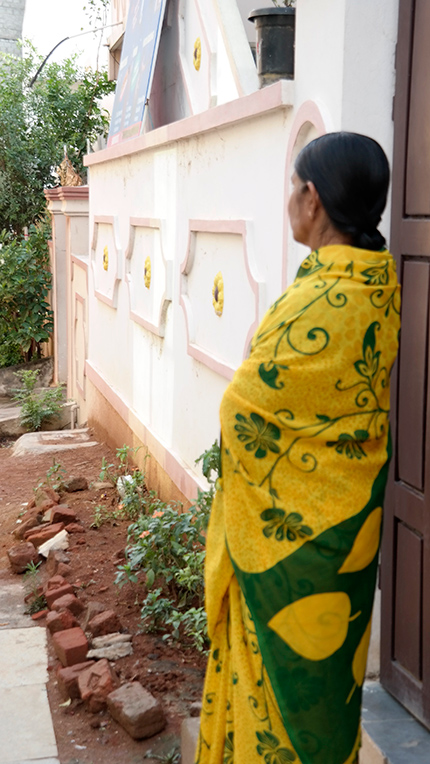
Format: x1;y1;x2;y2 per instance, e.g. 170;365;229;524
22;0;114;70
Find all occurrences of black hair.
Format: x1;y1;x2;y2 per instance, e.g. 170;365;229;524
295;132;390;251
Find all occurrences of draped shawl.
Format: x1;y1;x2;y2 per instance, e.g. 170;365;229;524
197;245;401;764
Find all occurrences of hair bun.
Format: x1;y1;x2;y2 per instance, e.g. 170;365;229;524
354;229;386;251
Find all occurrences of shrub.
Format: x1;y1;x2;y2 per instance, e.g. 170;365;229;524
0;218;53;365
115;441;220;652
13;368;64;431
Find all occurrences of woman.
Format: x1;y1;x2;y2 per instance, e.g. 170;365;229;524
196;133;401;764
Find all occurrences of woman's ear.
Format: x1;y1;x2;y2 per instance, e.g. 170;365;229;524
307;181;322;221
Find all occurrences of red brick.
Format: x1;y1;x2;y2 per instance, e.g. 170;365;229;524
46;549;70;575
83;601;106;629
44;574;68;591
51;506;77;525
107;682;166;739
31;609;49;621
51;593;84;616
13;508;43;540
46;609;79;634
78;659;119;712
65;523;85;534
57;661;95;699
52;627;88;667
57;562;72;578
7;542;39;573
87;610;122;637
24;523;65;547
45;583;74;609
34;487;60;506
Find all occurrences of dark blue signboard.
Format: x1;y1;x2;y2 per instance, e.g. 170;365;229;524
108;0;167;147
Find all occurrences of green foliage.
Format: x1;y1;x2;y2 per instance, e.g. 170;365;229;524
0;42;115;233
115;441;221;652
0;218;53;364
13;369;64;431
98;444;143;485
35;459;67;494
90;503;124;529
23;561;47;614
144;745;181;764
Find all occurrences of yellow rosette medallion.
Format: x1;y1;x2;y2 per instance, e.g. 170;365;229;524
144;256;151;289
193;37;202;71
212;271;224;316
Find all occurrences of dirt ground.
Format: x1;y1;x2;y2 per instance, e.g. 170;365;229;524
0;433;206;764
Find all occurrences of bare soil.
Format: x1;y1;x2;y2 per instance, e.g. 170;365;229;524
0;433;206;764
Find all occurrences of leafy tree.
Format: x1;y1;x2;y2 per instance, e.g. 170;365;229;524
0;42;115;233
0;218;53;365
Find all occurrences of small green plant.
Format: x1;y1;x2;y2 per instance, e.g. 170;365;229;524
144;745;181;764
98;455;117;485
90;503;123;529
23;561;47;614
272;0;296;6
115;440;220;652
34;459;66;494
13;369;64;431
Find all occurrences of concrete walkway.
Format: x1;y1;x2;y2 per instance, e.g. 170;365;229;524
0;579;59;764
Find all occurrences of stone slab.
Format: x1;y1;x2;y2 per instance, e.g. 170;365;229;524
181;717;200;764
362;682;430;764
11;429;98;456
0;627;48;687
0;684;58;763
0;581;32;628
2;760;60;764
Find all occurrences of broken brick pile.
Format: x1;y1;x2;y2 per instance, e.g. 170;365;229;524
6;476;167;741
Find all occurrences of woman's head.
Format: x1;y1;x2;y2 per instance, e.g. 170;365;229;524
291;132;390;251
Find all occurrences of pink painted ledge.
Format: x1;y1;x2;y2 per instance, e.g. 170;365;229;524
45;186;89;202
85;361;204;501
85;79;294;167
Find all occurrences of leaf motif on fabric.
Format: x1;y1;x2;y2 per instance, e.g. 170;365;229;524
284;667;325;713
259;361;289;389
296;250;323;280
352;618;372;688
268;592;357;661
361;261;389;286
347;618;373;705
223;730;234;764
338;507;382;574
326;430;369;459
234;413;281;459
260;507;313;542
256;730;296;763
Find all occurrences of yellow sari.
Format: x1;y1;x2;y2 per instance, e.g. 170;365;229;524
196;245;401;764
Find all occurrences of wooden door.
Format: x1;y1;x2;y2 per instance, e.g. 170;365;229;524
381;0;430;727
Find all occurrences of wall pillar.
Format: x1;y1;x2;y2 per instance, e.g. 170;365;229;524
44;186;89;392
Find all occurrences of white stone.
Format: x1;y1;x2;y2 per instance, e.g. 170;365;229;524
38;529;69;557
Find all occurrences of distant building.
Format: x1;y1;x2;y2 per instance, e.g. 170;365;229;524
0;0;26;57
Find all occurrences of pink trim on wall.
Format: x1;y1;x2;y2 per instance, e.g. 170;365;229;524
90;216;122;309
125;217;172;337
45;186;89;202
86;361;202;500
85;80;294;167
180;219;262;379
282;101;327;290
71;254;88;273
74;293;87;399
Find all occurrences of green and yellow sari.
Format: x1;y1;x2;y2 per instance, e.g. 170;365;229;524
196;245;401;764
